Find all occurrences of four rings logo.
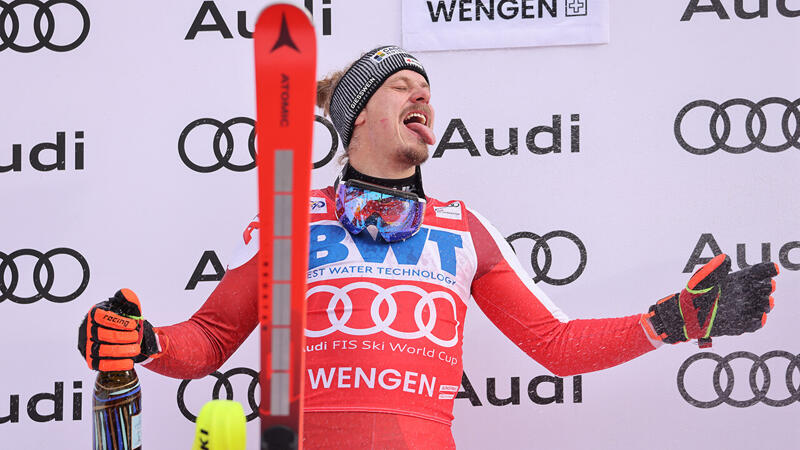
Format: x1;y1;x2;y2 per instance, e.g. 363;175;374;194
177;367;260;422
506;231;587;286
178;116;338;173
306;282;460;347
674;97;800;155
677;351;800;408
0;248;89;304
0;0;90;53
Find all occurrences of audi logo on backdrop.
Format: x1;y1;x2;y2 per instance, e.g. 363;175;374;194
677;351;800;408
0;248;89;304
431;115;581;159
0;0;90;53
681;0;800;21
305;282;459;347
674;97;800;155
506;231;587;286
185;0;333;40
458;372;583;406
684;233;800;273
178;115;338;172
1;131;84;173
177;367;260;422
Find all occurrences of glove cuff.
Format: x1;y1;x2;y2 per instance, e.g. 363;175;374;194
133;320;165;363
644;294;687;344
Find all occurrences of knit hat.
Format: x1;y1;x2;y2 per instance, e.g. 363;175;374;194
329;45;429;148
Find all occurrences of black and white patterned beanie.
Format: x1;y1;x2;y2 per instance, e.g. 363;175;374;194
329;45;429;148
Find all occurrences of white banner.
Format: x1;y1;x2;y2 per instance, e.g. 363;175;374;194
402;0;608;51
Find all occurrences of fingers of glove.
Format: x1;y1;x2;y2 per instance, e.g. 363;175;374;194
689;254;731;290
747;278;777;299
83;340;137;371
90;306;138;331
744;314;767;333
77;316;88;355
93;326;139;344
737;279;775;315
94;342;141;358
745;262;780;281
108;289;143;318
98;359;134;372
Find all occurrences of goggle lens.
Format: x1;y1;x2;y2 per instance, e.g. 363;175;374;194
335;182;425;242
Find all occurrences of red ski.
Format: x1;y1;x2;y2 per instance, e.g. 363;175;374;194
253;4;316;449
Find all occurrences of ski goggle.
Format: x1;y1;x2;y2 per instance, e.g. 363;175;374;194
335;179;426;242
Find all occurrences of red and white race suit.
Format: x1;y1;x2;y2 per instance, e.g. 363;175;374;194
145;187;657;448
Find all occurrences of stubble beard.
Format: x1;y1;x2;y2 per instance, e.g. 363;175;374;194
397;140;429;167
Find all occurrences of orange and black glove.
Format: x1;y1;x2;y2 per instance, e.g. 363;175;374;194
641;254;779;348
77;289;163;371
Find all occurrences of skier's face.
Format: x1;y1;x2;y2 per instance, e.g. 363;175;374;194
352;70;436;168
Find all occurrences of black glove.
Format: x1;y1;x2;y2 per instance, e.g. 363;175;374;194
641;254;778;348
78;289;163;371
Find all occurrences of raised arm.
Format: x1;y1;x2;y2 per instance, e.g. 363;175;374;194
467;209;656;377
144;252;259;379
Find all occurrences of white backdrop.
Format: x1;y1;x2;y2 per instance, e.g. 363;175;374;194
1;1;799;449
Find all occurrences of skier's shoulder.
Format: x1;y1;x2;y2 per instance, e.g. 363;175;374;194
422;194;472;230
424;195;499;240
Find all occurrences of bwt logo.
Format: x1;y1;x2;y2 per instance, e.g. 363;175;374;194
457;372;583;406
0;0;90;53
1;380;83;424
507;231;587;286
431;115;580;158
0;248;90;304
681;0;800;21
186;0;333;40
1;131;84;173
684;233;799;273
426;0;588;21
674;98;800;155
178;116;338;173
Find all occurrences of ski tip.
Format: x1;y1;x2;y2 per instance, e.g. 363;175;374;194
256;2;313;26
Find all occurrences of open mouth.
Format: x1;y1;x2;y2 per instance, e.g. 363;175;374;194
401;111;435;145
402;111;428;127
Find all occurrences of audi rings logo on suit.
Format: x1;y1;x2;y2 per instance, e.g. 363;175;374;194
0;0;89;53
678;351;800;408
306;282;460;348
178;116;338;173
0;248;89;304
675;97;800;155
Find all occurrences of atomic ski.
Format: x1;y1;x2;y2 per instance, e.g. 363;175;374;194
253;4;316;449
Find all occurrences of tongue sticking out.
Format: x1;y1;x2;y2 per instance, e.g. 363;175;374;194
405;122;436;145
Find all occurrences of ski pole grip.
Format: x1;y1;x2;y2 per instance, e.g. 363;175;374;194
261;426;298;450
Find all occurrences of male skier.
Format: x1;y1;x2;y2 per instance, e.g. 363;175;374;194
79;46;779;449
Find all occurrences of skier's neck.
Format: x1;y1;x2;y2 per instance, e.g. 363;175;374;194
347;158;415;180
340;163;425;197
